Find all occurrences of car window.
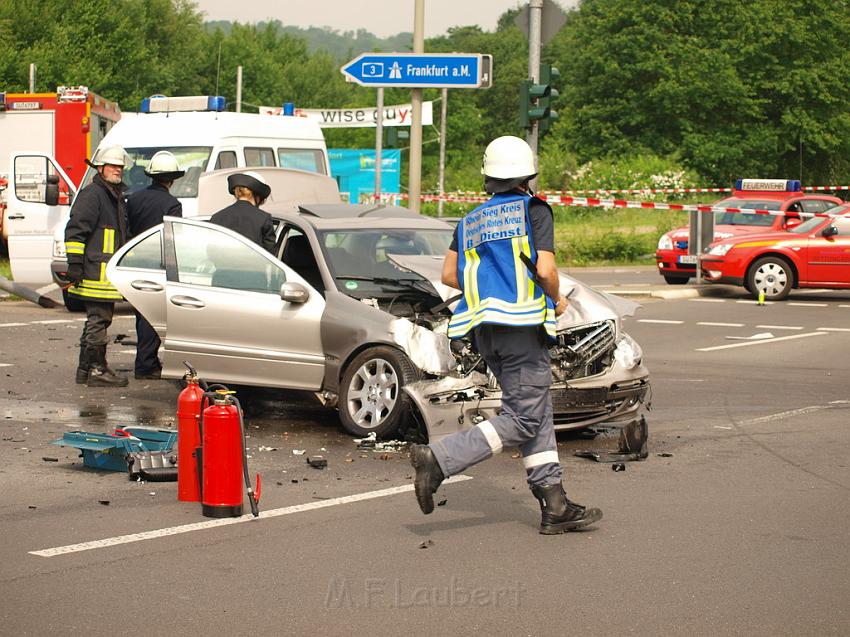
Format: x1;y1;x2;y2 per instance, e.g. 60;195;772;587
245;147;275;167
214;151;238;170
714;199;779;226
277;148;326;175
173;222;285;293
123;146;212;198
118;231;163;269
800;200;828;214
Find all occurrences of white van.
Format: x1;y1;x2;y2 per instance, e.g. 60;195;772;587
6;95;331;292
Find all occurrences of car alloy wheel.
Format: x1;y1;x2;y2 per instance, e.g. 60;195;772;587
339;346;417;438
748;256;793;301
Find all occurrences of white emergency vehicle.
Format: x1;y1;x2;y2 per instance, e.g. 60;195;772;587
6;94;331;298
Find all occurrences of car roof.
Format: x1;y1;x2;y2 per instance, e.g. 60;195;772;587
269;205;453;230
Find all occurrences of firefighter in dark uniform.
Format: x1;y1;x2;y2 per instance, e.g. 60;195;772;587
209;171;275;253
65;145;131;387
126;151;184;379
410;136;603;534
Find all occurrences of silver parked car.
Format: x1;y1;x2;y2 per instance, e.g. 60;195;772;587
107;181;650;440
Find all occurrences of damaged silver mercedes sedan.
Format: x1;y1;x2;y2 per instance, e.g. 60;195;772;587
107;200;650;441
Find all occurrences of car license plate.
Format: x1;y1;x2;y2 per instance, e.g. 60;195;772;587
550;387;608;410
677;255;699;264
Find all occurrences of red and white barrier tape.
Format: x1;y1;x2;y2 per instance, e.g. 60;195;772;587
381;185;850;198
368;192;834;217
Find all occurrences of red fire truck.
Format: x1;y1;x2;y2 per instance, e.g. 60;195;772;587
0;86;121;245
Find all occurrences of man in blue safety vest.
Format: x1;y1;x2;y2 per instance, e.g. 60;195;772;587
410;135;603;534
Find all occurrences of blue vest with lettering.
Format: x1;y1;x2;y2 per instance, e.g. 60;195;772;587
447;192;556;339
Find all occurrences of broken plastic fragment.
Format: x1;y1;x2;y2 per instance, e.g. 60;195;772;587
419;539;435;549
307;456;327;469
612;463;626;472
292;449;306;455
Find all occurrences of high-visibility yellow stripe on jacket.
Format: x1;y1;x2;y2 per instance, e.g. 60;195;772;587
447;192;556;340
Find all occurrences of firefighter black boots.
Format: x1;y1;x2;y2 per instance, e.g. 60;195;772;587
410;444;444;514
86;345;129;387
75;346;91;384
531;482;603;534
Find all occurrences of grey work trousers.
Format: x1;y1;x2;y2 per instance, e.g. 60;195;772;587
430;324;563;487
80;301;115;348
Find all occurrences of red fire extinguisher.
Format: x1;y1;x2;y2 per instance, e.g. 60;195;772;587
199;389;260;518
176;362;204;502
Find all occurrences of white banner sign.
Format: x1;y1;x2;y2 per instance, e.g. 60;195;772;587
259;101;433;128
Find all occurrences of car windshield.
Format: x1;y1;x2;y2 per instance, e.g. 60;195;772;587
318;228;452;293
78;146;213;198
714;199;781;226
789;215;836;234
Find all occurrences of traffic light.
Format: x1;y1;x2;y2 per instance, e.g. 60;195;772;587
538;64;560;135
519;64;560;134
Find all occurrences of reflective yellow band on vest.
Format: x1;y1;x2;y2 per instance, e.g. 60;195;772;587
66;241;85;255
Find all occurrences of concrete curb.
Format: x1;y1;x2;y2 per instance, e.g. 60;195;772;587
596;285;732;300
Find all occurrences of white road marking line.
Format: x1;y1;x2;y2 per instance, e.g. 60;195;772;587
689;298;726;303
839;305;850;308
0;363;12;367
0;323;29;328
32;319;75;324
697;322;744;327
817;327;850;332
696;331;826;352
740;404;837;425
637;319;684;324
787;302;829;307
35;283;58;294
755;324;803;331
736;300;775;305
30;475;473;558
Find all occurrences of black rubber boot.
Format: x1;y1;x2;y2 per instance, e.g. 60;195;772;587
531;483;602;534
75;346;91;384
86;345;128;387
410;444;444;514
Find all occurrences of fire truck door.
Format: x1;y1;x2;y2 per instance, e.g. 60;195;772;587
6;152;76;287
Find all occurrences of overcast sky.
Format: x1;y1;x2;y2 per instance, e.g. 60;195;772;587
193;0;531;37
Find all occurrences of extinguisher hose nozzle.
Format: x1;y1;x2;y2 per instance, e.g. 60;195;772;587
233;396;261;518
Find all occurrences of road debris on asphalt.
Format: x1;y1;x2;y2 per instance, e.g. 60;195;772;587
307;456;328;469
612;463;626;472
419;539;435;549
292;449;306;455
575;416;649;463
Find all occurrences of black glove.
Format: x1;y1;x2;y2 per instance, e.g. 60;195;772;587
66;263;83;286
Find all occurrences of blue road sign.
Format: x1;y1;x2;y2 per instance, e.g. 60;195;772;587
341;53;492;89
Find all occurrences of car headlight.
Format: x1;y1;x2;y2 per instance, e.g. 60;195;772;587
614;333;642;369
706;243;733;256
52;239;66;258
657;235;673;251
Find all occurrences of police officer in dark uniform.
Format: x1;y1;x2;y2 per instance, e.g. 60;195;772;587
65;145;131;387
209;171;275;253
126;151;184;379
410;136;603;534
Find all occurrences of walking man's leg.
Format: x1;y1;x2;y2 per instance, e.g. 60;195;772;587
84;301;127;387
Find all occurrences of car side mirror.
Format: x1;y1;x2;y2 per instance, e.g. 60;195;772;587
822;225;838;238
45;174;60;206
784;217;802;230
280;281;309;303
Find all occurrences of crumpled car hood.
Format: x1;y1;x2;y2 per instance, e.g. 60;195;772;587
388;254;640;328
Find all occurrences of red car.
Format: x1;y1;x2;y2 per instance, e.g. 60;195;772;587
699;204;850;300
655;179;842;285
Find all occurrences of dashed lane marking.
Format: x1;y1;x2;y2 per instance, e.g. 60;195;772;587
0;323;29;328
697;322;744;327
688;298;726;303
32;319;75;325
736;300;773;305
755;324;803;331
817;327;850;332
637;319;684;324
696;331;827;352
739;401;849;426
0;363;12;367
29;476;473;557
787;302;830;307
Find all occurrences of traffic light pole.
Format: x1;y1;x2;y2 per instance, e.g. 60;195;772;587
408;0;425;214
526;0;543;189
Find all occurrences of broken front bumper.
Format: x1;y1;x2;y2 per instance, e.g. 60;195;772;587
404;361;651;443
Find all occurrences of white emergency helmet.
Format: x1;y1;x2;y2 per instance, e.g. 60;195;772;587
481;135;537;179
144;151;185;180
87;145;131;169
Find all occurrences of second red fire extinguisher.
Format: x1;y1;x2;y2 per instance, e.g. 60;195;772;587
176;362;204;502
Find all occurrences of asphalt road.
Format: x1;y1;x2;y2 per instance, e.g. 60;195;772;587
1;272;848;636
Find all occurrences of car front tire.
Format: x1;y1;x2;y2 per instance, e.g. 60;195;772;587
663;274;689;285
339;346;418;438
748;256;793;300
